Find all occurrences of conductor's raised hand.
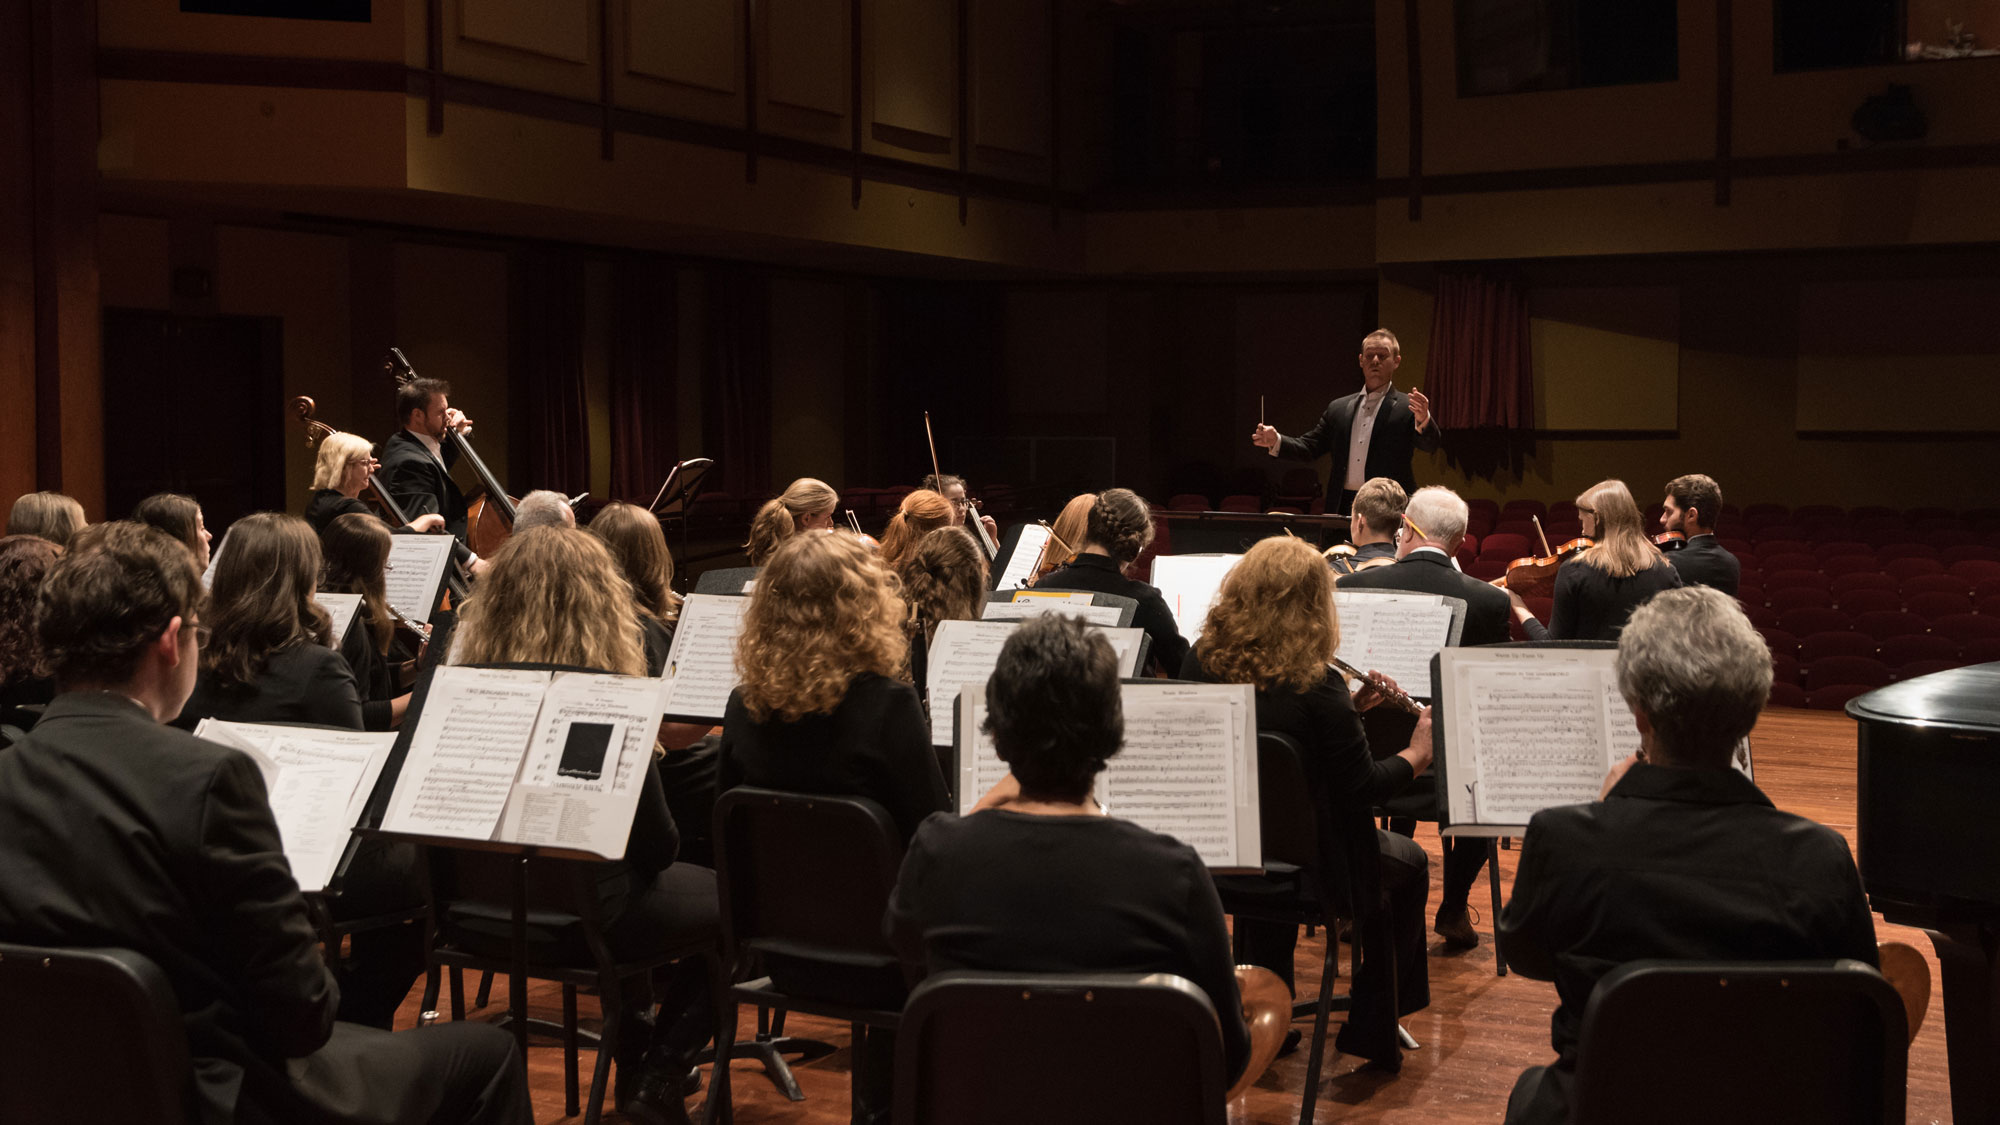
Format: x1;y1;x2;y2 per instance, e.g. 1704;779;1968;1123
1408;388;1432;430
1251;423;1280;451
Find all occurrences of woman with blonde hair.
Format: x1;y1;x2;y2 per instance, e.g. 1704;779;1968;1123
743;477;839;565
305;431;448;536
1184;533;1434;1070
1509;479;1682;641
6;491;85;547
874;488;953;573
449;525;717;1124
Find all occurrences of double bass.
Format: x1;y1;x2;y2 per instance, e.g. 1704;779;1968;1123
385;347;519;558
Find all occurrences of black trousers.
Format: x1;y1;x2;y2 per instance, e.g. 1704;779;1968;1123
327;839;428;1030
1504;1061;1575;1125
605;863;723;1064
278;1020;533;1125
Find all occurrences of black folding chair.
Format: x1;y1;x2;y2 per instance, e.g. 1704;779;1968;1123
0;943;192;1125
1572;959;1907;1125
893;971;1228;1125
712;787;910;1123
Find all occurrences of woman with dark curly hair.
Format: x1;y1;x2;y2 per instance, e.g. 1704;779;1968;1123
1036;487;1188;675
0;534;62;715
1182;533;1434;1071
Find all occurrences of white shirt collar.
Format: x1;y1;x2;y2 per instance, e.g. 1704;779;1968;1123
406;427;444;462
1408;545;1450;559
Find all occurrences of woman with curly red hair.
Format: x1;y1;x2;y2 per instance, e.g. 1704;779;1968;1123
1182;533;1434;1072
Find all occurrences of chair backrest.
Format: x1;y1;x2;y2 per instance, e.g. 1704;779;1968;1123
694;566;761;595
1252;732;1321;871
713;787;906;1000
1573;959;1905;1125
894;971;1227;1125
0;943;192;1125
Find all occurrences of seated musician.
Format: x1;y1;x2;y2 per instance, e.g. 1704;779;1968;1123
1037;488;1190;675
1030;492;1093;584
920;471;1000;545
1181;534;1434;1069
451;526;717;1125
5;489;86;547
1498;586;1878;1125
512;489;575;531
1661;473;1740;596
888;614;1287;1094
744;477;839;565
898;526;991;698
1329;477;1405;575
131;492;213;571
303;430;471;579
320;512;413;731
1339;485;1513;950
0;534;62;716
377;376;483;558
876;488;953;573
0;522;531;1125
1508;480;1681;641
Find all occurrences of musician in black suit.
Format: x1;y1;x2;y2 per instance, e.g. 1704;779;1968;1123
1339;485;1512;948
378;375;483;563
0;523;529;1125
1497;587;1877;1125
1252;329;1442;512
1329;477;1405;575
1661;473;1740;597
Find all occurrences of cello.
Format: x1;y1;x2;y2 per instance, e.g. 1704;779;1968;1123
384;347;519;559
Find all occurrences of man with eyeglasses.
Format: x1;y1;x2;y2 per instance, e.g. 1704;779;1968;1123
1251;328;1442;515
0;523;530;1125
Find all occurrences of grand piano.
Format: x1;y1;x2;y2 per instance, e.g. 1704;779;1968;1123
1851;663;2000;1122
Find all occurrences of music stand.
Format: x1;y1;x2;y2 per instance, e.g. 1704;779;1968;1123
650;458;715;587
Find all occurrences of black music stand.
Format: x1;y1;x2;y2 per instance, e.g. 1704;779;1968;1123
650;458;715;587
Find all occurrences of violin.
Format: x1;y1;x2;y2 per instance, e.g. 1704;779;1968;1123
1652;530;1687;552
1023;519;1077;587
1491;515;1593;601
385;347;519;559
922;410;999;560
844;509;882;551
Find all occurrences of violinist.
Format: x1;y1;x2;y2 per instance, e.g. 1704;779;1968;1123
1329;477;1405;575
377;376;480;557
1661;474;1740;596
744;478;839;565
1508;480;1682;642
1038;488;1190;676
1030;493;1093;585
877;489;953;573
920;472;1000;546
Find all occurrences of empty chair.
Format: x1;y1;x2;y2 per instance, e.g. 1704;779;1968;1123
1803;655;1893;692
1818;539;1874;558
1950;558;2000;585
1478;533;1534;561
1548;501;1580;523
1978;579;2000;602
1493;519;1542;541
1764;569;1831;592
1768;682;1809;708
1753;528;1809;548
1831;572;1899;596
1756;627;1801;658
1902;574;1972;598
1836;589;1902;616
1742;503;1789;522
1768;587;1834;613
1883;557;1945;583
1931;614;2000;645
1878;634;1959;669
0;943;191;1125
1793;505;1844;524
1877;543;1940;562
1778;607;1849;637
1467;499;1501;524
1799;632;1880;664
1717;537;1754;558
1905;592;1974;621
1759;551;1817;572
1894;658;1963;681
1501;499;1548;521
1850;611;1928;642
1467;558;1508;581
1735;586;1765;610
1168;494;1209;512
1771;651;1801;688
1455;539;1478;572
1957;637;2000;665
1822;556;1882;580
1808;683;1883;710
1944;546;2000;567
1218;494;1263;513
1741;603;1780;630
1981;595;2000;618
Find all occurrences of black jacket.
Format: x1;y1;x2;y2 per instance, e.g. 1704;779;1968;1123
1665;534;1741;597
1037;552;1190;676
1338;548;1514;647
1522;555;1682;643
1275;387;1443;495
376;429;469;543
173;642;365;732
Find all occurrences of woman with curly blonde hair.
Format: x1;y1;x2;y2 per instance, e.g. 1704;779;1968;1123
721;530;948;842
875;488;953;573
451;526;646;676
1184;533;1434;1071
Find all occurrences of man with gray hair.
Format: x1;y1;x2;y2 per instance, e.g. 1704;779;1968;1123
1496;587;1876;1125
511;489;577;532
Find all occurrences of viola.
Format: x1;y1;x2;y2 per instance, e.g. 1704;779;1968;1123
1652;530;1687;552
1491;515;1593;600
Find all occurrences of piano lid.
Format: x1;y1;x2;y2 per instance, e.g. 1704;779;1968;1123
1848;662;2000;734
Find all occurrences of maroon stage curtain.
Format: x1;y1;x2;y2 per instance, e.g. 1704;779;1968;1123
608;258;679;503
701;268;772;499
509;248;591;493
1425;273;1533;430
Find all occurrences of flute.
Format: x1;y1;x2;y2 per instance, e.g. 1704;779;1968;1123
1328;656;1424;716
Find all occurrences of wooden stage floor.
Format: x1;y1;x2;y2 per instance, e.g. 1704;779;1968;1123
403;705;1954;1124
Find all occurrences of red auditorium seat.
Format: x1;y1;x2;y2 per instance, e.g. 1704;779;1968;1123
1806;684;1877;710
1903;574;1973;597
1548;501;1579;522
1959;638;2000;665
1500;499;1547;520
1525;596;1554;622
1218;494;1262;513
1878;634;1960;668
1771;651;1801;687
1763;569;1830;591
1906;592;1975;620
1851;611;1928;641
1742;503;1790;522
1816;540;1875;558
1492;520;1541;541
1883;557;1946;582
1736;585;1764;609
1467;559;1507;581
1752;527;1809;547
1821;556;1881;579
1768;587;1834;613
1835;588;1902;615
1767;682;1809;708
1778;607;1850;637
1478;533;1533;561
1760;553;1819;573
1931;615;2000;645
1799;631;1880;663
1167;493;1208;511
1949;558;2000;583
1894;659;1962;681
1717;537;1754;557
1793;505;1844;523
1466;498;1501;525
1830;572;1899;596
1878;543;1941;562
1802;655;1892;691
1756;627;1801;657
1980;595;2000;618
1455;541;1478;571
1742;603;1780;629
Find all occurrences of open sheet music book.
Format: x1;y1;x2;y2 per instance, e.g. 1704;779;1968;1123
383;534;456;626
657;593;749;722
377;666;666;860
315;592;364;648
1150;554;1242;642
924;619;1149;745
1331;591;1463;700
991;523;1052;591
981;592;1126;627
954;680;1262;871
192;719;398;894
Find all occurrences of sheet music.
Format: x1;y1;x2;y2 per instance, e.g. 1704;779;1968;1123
925;619;1146;745
192;719;398;892
315;593;364;647
497;672;661;858
658;593;749;720
201;531;225;592
981;596;1125;627
382;666;551;841
954;680;1259;869
1150;554;1243;642
1439;648;1632;829
1333;592;1455;697
993;524;1052;590
383;534;456;626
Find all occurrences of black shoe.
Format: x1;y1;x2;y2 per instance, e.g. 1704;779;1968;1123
1433;907;1479;951
617;1065;694;1125
1277;1028;1304;1058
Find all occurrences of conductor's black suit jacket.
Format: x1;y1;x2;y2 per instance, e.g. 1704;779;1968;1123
1337;548;1513;647
1276;387;1442;495
377;429;469;544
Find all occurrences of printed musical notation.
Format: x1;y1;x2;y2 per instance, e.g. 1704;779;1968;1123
383;666;550;841
658;593;750;720
1439;648;1638;829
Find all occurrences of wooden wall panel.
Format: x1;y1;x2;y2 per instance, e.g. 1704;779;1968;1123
767;0;847;116
627;0;738;95
460;0;591;64
971;0;1048;159
870;0;955;153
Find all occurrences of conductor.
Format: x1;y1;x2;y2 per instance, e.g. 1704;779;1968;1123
1252;328;1441;513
